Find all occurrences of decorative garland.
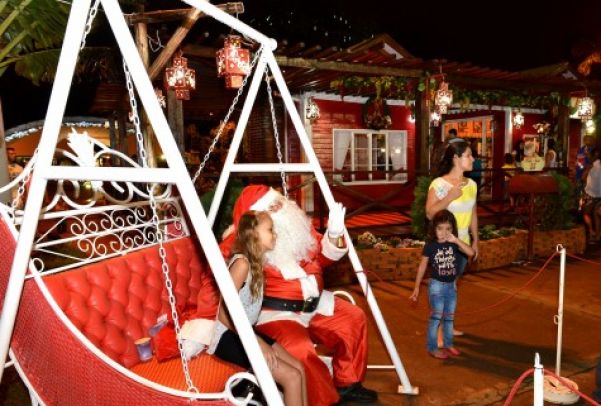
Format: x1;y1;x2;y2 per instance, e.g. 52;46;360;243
362;95;392;130
330;76;416;101
330;75;570;110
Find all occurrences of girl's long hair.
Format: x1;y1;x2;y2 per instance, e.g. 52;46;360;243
232;210;268;299
427;209;458;242
437;138;470;177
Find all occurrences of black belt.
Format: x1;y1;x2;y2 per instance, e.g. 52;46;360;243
263;296;320;313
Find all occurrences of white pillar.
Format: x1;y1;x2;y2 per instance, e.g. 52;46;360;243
504;107;513;154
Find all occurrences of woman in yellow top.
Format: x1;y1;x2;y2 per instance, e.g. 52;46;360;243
426;138;478;337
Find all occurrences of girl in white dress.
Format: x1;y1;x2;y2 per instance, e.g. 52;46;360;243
209;210;307;406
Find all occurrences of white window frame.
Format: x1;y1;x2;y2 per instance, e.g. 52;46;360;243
332;129;408;185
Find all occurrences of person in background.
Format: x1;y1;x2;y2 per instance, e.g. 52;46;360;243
514;140;525;167
409;210;474;359
209;210;308;406
545;138;558;168
576;136;594;184
448;128;458;141
582;148;601;243
426;138;479;337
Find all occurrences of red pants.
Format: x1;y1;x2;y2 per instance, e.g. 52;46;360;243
256;297;368;406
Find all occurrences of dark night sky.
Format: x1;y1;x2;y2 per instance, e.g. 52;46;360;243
2;0;601;129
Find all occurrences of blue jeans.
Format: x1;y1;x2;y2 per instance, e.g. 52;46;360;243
427;279;457;352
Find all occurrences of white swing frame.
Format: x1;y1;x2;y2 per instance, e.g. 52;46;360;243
0;0;416;402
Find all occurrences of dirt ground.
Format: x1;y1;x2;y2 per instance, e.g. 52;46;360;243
1;245;600;405
354;245;601;406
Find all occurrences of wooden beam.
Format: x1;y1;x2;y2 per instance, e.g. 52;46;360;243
182;44;423;77
147;3;244;81
124;3;244;25
557;100;570;168
147;8;202;81
414;86;430;174
448;73;601;94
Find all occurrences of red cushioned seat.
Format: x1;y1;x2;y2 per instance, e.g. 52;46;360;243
44;237;220;369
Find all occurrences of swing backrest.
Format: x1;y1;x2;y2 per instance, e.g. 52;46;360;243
43;236;219;368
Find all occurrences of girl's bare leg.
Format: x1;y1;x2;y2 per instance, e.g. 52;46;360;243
269;356;303;406
272;343;308;406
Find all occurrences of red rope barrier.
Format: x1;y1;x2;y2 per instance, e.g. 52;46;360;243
459;251;559;315
501;367;601;406
357;251;559;318
566;252;601;267
502;368;534;406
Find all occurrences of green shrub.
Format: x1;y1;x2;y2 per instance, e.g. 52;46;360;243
410;176;432;240
537;172;576;231
200;179;244;239
478;224;516;240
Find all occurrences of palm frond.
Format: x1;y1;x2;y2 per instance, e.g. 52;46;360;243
13;47;121;85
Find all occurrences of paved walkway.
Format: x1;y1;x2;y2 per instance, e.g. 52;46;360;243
354;245;601;405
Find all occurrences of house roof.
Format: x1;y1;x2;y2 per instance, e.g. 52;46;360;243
184;33;601;95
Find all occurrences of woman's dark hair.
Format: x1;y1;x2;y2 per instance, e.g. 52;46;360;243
427;209;458;241
547;139;556;150
437;138;470;177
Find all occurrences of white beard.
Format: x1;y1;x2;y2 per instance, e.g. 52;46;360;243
265;199;317;270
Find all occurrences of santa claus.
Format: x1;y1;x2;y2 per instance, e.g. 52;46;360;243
221;185;377;405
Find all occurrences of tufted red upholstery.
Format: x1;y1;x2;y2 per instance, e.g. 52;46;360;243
44;237;219;368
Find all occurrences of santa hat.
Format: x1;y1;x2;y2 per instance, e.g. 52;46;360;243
230;184;281;228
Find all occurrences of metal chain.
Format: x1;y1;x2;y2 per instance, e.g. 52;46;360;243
123;60;148;167
8;149;38;222
264;70;288;199
122;60;198;393
80;0;101;51
147;185;198;393
191;45;264;184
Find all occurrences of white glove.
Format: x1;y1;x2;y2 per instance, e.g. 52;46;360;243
327;202;346;238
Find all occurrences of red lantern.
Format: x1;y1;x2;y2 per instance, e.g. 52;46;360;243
216;35;250;89
164;50;195;100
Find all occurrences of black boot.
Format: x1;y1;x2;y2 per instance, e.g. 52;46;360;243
337;382;378;404
231;379;265;406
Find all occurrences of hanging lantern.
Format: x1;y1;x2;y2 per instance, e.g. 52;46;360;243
216;35;250;89
305;98;320;121
164;50;196;100
577;96;594;122
435;80;453;114
430;110;441;127
513;109;524;129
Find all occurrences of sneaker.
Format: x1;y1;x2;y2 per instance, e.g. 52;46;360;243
453;329;465;336
429;349;449;359
445;347;461;357
337;382;378;404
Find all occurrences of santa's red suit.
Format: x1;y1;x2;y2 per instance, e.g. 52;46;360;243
220;185;369;406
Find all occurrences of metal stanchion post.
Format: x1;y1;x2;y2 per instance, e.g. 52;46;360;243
534;353;544;406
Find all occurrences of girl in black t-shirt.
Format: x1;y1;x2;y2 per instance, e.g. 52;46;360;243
409;210;474;359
